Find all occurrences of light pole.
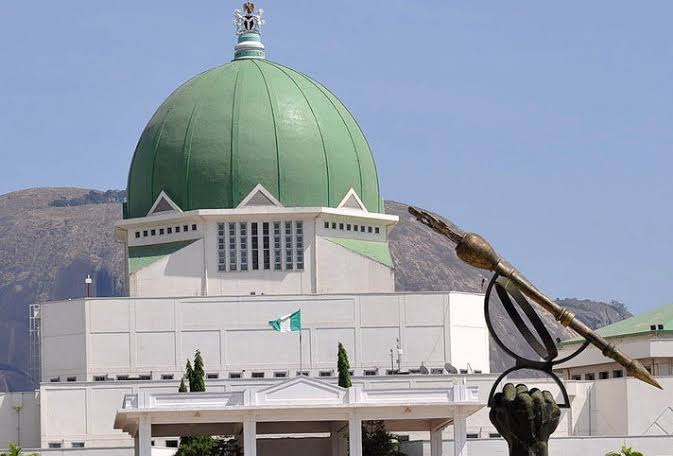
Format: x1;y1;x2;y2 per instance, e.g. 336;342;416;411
85;274;93;298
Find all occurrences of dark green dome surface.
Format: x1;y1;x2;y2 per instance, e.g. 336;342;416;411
125;59;383;219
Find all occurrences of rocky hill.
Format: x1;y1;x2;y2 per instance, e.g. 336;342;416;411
0;189;630;390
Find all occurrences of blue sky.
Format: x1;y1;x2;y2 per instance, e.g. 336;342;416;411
1;1;672;313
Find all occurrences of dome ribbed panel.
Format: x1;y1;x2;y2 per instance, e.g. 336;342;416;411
255;61;329;207
270;63;363;208
187;64;239;209
230;61;280;206
309;84;382;213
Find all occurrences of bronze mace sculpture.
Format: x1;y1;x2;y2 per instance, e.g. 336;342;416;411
408;206;662;390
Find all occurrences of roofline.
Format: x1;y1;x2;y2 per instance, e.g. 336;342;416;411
114;207;399;230
560;329;673;346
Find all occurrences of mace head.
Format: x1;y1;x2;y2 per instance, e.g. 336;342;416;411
456;232;500;272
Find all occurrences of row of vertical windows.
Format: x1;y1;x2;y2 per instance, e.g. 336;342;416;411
218;221;304;272
323;221;380;234
135;223;197;239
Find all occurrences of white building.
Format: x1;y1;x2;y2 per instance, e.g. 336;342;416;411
2;4;673;456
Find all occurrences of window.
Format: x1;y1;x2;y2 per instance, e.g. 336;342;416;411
229;372;242;379
354;225;358;231
339;223;344;230
467;433;479;439
138;374;151;380
489;433;502;439
240;222;248;271
94;375;107;382
408;369;421;374
167;227;172;234
117;375;129;381
285;222;294;269
183;225;189;232
159;228;165;235
72;442;85;448
474;370;482;374
296;221;304;270
332;222;337;229
613;370;624;378
192;224;197;231
584;373;595;380
346;224;351;231
364;369;378;376
324;221;329;229
251;372;265;378
217;223;226;271
274;222;282;271
599;371;609;380
274;371;288;378
431;368;444;375
251;222;259;270
135;231;140;239
368;226;373;233
296;371;309;377
571;375;581;380
50;377;60;383
175;226;181;233
67;376;76;382
166;440;179;448
229;223;237;271
375;227;380;234
48;443;62;449
206;373;219;379
263;222;270;270
319;370;334;377
385;369;397;376
161;374;174;380
459;369;468;374
150;229;156;236
143;230;148;237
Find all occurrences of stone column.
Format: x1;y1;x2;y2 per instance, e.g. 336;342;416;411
135;416;151;456
348;414;362;456
453;410;468;456
243;417;257;456
330;422;343;456
430;429;443;456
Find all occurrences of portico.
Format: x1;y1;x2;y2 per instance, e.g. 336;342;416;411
114;377;483;456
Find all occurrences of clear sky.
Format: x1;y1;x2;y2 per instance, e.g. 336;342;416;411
1;1;672;313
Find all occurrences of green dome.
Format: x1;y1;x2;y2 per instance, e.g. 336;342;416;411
125;59;383;219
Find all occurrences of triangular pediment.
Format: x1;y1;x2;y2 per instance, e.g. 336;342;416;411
337;189;367;212
147;191;182;216
255;377;347;405
238;184;283;208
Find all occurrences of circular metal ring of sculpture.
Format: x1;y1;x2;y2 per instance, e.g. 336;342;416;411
484;273;590;408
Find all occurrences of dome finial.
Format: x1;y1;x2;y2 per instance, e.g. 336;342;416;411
233;2;266;60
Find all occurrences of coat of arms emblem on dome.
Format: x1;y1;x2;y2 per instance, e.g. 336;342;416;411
234;2;265;34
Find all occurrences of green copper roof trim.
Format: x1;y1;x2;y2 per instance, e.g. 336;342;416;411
125;59;383;219
325;237;393;268
128;240;197;274
561;302;673;345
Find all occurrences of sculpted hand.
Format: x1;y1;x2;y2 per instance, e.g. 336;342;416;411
489;383;561;456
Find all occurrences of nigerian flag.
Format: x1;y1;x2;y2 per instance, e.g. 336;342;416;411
269;310;301;333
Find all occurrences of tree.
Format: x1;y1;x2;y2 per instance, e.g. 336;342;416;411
606;447;643;456
176;350;219;456
191;350;206;392
338;342;352;388
0;443;38;456
360;421;405;456
178;376;188;393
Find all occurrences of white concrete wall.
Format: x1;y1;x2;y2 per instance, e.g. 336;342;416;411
39;292;488;382
402;435;673;456
41;300;86;382
0;392;40;448
448;293;489;374
315;237;394;294
129;239;204;298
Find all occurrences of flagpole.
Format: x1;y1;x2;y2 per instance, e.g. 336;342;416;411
299;328;303;375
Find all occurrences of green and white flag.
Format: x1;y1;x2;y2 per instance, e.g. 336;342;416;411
269;310;301;333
